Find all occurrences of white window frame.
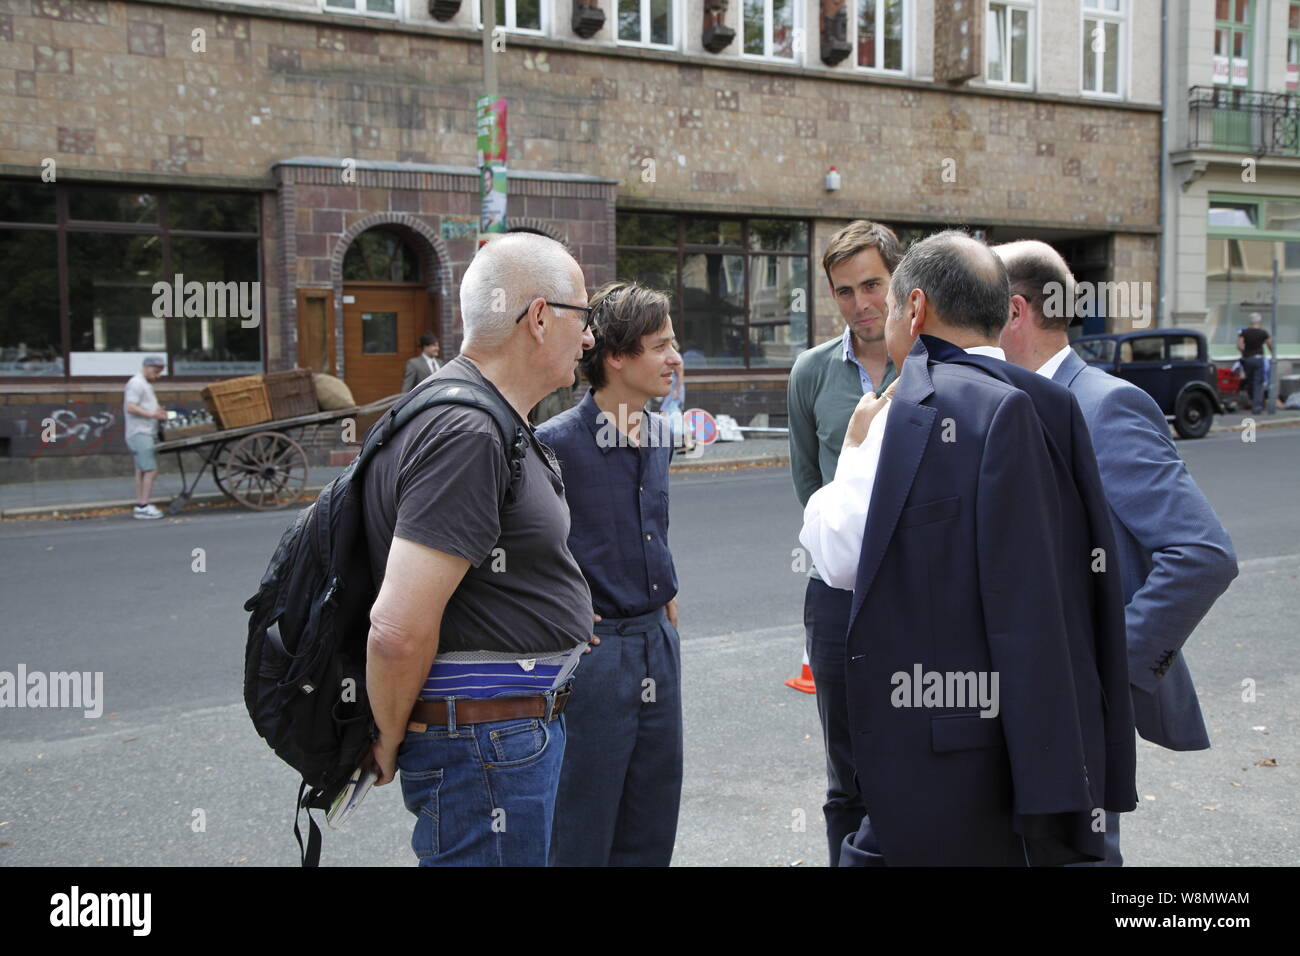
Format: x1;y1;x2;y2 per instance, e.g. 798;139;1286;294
1080;0;1126;98
615;0;679;50
985;0;1035;90
321;0;402;20
475;0;546;36
740;0;801;63
853;0;910;76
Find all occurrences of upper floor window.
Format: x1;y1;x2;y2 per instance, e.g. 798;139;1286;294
1287;2;1299;90
618;0;675;47
1082;0;1123;96
856;0;906;73
477;0;543;34
324;0;398;16
986;1;1033;88
743;0;797;61
1212;0;1252;87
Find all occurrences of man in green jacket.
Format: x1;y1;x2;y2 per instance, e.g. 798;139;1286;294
787;220;901;865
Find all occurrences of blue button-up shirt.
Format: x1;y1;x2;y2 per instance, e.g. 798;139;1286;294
536;389;678;619
842;326;880;394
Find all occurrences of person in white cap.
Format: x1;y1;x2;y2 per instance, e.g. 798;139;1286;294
123;356;168;519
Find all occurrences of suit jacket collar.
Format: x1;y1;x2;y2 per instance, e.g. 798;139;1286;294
1052;348;1089;388
894;335;938;405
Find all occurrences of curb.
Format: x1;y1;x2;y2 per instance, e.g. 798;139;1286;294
2;454;797;517
671;454;790;473
6;417;1295;518
1207;416;1300;434
1;487;330;520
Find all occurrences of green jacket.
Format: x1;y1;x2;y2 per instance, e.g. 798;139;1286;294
787;333;897;510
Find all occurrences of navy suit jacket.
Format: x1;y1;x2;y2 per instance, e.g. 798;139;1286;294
843;336;1137;866
1052;349;1238;750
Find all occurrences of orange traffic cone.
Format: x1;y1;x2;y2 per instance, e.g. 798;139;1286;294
785;650;816;694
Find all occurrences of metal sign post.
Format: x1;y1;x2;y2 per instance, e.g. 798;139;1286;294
1270;257;1279;416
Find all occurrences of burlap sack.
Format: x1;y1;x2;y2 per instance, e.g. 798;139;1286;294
313;373;356;410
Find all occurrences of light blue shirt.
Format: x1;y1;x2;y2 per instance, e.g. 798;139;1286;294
841;327;878;394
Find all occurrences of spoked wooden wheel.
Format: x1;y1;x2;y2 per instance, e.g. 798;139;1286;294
214;432;309;510
210;441;237;500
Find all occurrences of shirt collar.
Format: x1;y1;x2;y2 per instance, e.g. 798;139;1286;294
1035;344;1074;380
964;345;1006;361
582;388;644;456
841;326;896;375
840;326;856;364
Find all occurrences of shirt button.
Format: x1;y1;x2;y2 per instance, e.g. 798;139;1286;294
639;485;644;492
644;533;652;541
652;584;659;591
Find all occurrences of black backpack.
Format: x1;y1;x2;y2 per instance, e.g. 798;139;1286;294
242;376;529;866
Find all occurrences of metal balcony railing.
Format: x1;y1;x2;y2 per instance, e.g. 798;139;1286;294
1188;86;1300;155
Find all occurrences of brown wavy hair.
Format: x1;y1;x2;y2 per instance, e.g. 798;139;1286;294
580;281;673;390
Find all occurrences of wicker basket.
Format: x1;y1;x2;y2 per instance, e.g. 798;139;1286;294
264;369;319;420
202;375;272;429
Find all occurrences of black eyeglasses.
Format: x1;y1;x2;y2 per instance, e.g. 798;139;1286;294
514;300;595;331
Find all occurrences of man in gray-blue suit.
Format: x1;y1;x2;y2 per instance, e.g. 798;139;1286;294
995;240;1239;865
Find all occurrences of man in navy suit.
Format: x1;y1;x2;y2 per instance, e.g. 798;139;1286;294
801;231;1137;865
994;240;1239;865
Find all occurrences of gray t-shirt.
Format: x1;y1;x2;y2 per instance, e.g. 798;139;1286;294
123;373;158;440
361;356;592;654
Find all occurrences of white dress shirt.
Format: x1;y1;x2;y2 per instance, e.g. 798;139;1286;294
799;345;1005;591
1035;344;1073;380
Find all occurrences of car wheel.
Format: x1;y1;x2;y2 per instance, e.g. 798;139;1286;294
1174;390;1213;439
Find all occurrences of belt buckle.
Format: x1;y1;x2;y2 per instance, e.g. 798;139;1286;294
544;685;571;723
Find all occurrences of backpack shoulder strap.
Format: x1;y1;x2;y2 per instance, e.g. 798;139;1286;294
357;377;529;503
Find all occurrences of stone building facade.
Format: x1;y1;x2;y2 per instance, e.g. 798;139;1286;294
1;0;1163;478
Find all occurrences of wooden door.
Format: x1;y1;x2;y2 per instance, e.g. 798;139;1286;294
342;284;428;406
296;290;335;375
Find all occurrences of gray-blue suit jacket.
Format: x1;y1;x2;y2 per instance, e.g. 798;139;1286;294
1053;350;1238;751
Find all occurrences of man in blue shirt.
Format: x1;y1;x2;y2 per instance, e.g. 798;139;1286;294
538;281;683;866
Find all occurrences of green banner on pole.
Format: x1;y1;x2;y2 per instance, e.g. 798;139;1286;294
477;96;507;242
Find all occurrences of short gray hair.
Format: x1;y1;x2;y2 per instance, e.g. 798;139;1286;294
890;230;1009;339
994;240;1075;332
459;233;578;349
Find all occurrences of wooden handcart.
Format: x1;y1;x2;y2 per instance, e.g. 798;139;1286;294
153;394;401;514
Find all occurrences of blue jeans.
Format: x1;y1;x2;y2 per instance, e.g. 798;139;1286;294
550;607;683;866
1242;355;1266;413
396;700;567;867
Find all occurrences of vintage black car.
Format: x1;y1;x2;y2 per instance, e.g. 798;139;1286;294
1071;329;1225;439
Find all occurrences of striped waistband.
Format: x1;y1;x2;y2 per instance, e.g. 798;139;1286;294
419;645;586;700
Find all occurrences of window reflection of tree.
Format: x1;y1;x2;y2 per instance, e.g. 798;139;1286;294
343;229;420;282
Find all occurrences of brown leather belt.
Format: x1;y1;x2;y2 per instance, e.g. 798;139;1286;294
407;686;570;732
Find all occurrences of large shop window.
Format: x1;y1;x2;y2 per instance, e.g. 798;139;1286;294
1206;194;1300;353
0;182;261;379
615;212;811;370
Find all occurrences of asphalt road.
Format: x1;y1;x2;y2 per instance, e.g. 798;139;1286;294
1;427;1296;866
